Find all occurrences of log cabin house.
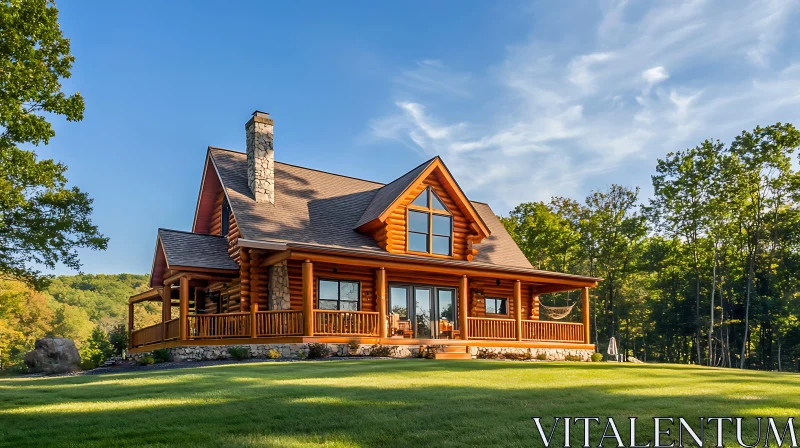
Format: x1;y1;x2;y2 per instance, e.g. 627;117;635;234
128;111;600;360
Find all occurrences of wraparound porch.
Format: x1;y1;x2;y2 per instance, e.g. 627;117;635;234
130;248;597;354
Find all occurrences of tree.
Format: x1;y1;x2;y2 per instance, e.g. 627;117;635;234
80;326;114;369
0;0;107;288
727;124;800;368
649;140;725;364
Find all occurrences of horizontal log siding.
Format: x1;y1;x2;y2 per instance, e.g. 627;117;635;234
287;260;376;312
467;278;518;318
375;172;478;260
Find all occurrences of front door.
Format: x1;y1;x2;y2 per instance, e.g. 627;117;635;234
389;284;457;339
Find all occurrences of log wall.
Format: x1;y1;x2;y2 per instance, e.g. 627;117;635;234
373;172;480;260
287;260;376;312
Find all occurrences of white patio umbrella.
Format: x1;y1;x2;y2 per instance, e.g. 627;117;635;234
607;336;619;362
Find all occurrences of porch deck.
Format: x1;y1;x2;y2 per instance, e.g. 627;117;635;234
130;309;589;352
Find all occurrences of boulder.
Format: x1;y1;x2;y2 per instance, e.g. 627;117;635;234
24;338;81;373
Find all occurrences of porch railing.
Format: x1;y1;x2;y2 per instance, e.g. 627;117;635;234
313;310;380;336
131;312;586;347
131;322;163;347
521;320;584;343
164;318;180;341
256;310;303;336
467;317;516;340
188;313;250;339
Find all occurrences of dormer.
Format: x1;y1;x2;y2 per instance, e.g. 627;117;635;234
355;157;490;261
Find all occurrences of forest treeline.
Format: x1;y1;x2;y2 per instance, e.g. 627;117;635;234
0;274;160;369
501;123;800;371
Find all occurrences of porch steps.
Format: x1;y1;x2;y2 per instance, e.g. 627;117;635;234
432;346;472;360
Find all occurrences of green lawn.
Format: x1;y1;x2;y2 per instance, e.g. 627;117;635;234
0;360;798;447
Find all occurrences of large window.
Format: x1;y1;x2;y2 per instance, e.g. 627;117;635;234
485;297;508;315
318;279;360;311
407;187;452;256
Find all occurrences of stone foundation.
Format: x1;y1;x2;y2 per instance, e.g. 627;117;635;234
128;343;592;363
469;346;593;361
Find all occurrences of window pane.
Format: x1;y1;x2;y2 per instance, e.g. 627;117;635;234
319;300;339;310
319;280;338;301
485;298;496;314
432;214;451;236
432;236;450;255
410;187;429;207
430;191;448;211
438;289;454;322
408;210;429;233
340;300;358;311
390;287;408;320
498;299;507;314
340;281;359;301
408;232;428;252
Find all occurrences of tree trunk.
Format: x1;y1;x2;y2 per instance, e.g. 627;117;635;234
708;242;717;366
739;253;754;369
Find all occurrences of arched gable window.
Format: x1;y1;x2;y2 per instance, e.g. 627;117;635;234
407;187;452;256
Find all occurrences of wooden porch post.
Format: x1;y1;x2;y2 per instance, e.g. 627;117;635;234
128;302;134;350
302;260;314;336
582;287;591;344
376;268;387;338
459;275;468;340
161;286;170;342
514;280;522;341
179;276;189;340
250;303;258;338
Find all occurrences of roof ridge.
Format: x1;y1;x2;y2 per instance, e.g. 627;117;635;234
158;228;226;238
208;146;386;186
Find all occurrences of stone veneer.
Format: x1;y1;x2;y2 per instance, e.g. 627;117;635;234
245;111;274;204
268;260;291;310
128;343;593;363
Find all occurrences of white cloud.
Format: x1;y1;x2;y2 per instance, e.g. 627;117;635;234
368;0;800;211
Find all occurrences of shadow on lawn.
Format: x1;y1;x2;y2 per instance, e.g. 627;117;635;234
0;361;798;448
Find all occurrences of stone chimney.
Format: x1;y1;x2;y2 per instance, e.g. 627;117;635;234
245;111;275;204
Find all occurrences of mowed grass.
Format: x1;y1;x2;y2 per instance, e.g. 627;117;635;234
0;360;798;447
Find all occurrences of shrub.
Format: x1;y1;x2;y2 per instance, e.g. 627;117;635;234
368;343;397;357
80;358;97;370
138;355;155;366
306;343;330;359
564;354;583;362
535;353;548;361
347;339;360;351
107;324;129;357
591;353;603;362
476;348;501;359
152;348;171;363
296;350;307;360
228;347;250;360
503;351;532;361
266;348;281;359
81;327;114;368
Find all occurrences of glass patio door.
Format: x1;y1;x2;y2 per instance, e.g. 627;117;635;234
389;284;457;339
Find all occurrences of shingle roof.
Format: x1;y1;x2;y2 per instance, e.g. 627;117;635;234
354;157;437;228
209;147;535;270
158;228;239;271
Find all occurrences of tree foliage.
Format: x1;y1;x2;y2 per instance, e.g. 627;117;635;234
502;123;800;371
0;0;107;288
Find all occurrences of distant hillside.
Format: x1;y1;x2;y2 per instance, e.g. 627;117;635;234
0;274;161;367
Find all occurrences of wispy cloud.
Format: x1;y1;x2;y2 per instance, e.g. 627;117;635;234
368;0;800;211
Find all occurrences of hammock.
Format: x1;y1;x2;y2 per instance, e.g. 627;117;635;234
539;302;578;320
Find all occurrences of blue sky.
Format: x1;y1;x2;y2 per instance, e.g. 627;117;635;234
39;1;800;275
